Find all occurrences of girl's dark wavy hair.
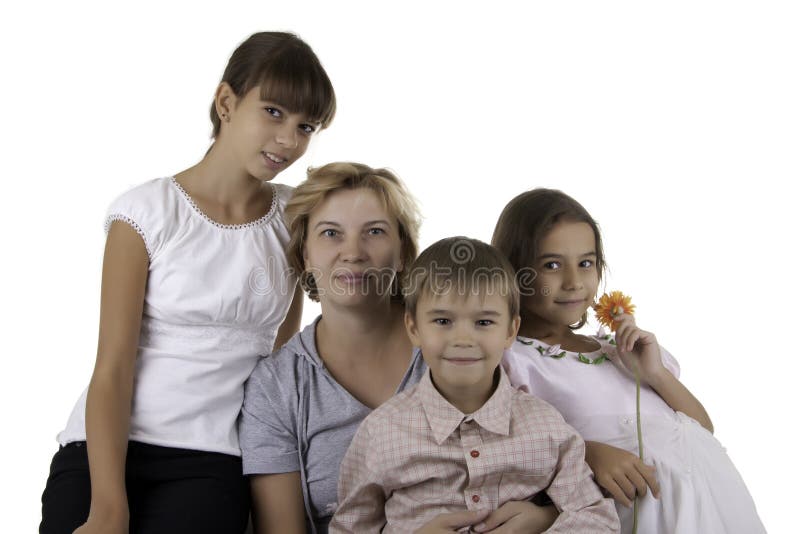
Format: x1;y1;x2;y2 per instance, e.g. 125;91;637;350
491;188;605;330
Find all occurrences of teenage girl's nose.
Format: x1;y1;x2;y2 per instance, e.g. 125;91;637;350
275;121;299;149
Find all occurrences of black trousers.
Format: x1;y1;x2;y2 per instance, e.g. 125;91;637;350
40;441;250;534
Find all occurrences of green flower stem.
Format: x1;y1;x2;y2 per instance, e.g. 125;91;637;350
632;369;643;534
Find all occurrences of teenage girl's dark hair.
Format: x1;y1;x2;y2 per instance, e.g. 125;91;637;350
210;31;336;137
491;188;605;329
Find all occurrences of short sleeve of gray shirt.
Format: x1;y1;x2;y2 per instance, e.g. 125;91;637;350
239;317;427;533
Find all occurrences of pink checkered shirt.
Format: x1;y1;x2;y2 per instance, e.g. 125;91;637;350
330;367;619;533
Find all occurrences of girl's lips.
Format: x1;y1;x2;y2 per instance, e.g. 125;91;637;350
443;357;482;366
262;151;288;170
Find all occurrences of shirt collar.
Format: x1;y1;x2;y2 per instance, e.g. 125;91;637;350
417;366;513;445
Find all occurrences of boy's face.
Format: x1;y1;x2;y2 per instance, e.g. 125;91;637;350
405;287;520;402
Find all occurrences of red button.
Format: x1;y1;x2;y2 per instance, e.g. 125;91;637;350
472;495;480;503
470;450;480;458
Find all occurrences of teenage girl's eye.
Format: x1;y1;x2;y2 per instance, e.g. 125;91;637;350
265;107;282;118
580;259;594;268
299;123;317;135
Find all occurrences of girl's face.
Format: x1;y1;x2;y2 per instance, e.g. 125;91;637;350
303;188;404;308
523;220;600;328
223;86;320;181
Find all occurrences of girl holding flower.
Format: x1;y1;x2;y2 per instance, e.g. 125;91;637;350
492;188;765;533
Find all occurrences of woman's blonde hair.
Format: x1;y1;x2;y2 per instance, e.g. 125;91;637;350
285;162;422;302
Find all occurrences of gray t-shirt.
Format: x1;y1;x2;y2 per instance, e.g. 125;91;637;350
240;317;427;533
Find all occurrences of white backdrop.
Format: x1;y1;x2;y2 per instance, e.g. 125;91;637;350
2;1;797;532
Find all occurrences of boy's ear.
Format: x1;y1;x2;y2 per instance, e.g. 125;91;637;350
404;311;422;347
505;315;521;348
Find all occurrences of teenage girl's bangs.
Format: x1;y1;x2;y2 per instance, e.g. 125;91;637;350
255;50;336;129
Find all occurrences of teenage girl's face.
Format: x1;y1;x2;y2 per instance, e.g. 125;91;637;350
523;221;600;328
303;188;404;308
223;86;320;181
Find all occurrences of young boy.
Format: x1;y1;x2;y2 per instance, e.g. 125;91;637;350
330;237;619;533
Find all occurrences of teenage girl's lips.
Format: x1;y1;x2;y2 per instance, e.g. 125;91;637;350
262;151;288;171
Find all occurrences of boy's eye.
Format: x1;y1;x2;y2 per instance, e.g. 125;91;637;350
433;318;451;326
476;319;494;327
265;107;282;118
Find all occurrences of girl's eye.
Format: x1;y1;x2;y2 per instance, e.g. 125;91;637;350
476;319;494;327
580;259;594;268
265;107;282;118
434;318;451;326
544;261;560;270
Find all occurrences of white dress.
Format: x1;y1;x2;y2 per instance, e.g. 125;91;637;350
502;330;766;534
58;176;297;456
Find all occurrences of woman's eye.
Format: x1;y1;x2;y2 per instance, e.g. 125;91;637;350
265;107;282;118
367;228;385;236
321;229;339;238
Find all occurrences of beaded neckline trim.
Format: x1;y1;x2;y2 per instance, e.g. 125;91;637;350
170;176;278;230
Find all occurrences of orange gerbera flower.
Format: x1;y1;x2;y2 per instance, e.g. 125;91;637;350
593;291;635;332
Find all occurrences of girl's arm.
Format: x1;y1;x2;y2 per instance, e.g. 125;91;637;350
76;222;149;534
250;472;307;534
273;284;304;351
585;440;660;508
614;314;714;433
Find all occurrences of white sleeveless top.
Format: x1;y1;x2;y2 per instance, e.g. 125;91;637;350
58;177;297;456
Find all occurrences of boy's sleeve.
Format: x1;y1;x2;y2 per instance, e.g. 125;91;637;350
329;419;387;534
544;427;621;533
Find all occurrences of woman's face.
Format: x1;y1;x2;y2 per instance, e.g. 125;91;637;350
303;187;404;307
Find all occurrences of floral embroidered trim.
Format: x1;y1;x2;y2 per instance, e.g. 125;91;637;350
105;214;152;259
170;176;278;230
517;338;608;365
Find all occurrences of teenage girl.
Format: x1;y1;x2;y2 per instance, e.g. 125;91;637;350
493;188;765;533
39;32;336;534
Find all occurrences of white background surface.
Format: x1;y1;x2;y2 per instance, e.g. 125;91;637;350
1;1;797;531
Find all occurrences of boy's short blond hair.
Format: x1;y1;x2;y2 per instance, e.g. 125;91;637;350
285;162;422;302
404;236;520;319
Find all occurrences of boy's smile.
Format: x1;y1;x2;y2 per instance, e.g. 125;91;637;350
405;288;520;414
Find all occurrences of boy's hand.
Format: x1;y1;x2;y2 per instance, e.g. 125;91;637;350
472;501;557;533
415;509;491;533
585;441;660;507
612;314;665;385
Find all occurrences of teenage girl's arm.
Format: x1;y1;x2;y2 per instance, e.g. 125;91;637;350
74;222;149;534
250;472;307;534
273;284;303;351
613;314;713;433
